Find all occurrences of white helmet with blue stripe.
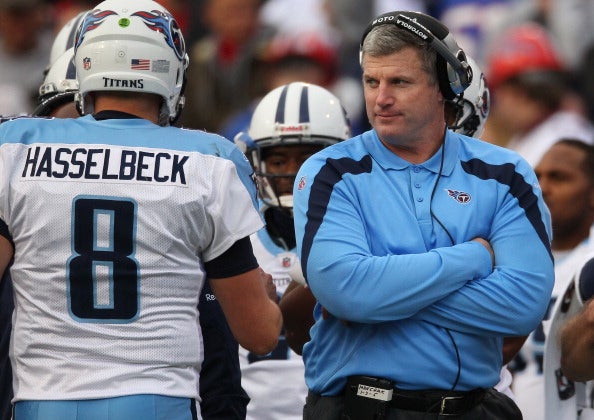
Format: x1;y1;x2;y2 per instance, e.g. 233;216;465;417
235;82;351;210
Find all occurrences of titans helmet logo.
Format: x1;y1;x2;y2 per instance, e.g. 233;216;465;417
75;9;117;49
132;10;185;60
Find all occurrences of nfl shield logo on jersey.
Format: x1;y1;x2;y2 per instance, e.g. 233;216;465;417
298;177;306;191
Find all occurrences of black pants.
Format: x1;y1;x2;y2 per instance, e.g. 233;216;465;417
303;388;522;420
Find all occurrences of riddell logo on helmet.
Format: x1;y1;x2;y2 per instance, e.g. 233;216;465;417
280;125;305;133
102;77;145;89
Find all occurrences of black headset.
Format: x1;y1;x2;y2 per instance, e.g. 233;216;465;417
359;11;472;100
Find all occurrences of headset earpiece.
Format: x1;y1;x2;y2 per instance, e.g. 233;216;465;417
359;11;472;100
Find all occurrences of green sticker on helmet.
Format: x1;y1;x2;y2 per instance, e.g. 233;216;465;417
118;18;130;28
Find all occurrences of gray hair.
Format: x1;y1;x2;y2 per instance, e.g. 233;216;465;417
361;24;438;86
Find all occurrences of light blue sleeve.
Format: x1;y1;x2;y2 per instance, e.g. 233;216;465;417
293;158;493;323
411;178;554;336
189;130;261;216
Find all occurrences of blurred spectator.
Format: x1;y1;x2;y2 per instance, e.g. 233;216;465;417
260;0;330;38
49;0;96;35
220;31;364;139
320;0;426;80
177;0;275;134
547;0;594;69
508;0;594;70
482;23;594;165
577;42;594;125
0;0;53;114
0;85;28;116
260;1;426;84
427;0;515;67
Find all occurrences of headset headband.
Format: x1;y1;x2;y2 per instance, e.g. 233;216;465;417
359;11;472;99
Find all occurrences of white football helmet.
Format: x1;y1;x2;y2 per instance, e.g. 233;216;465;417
39;47;78;98
35;12;89;116
34;48;78;116
447;56;490;137
73;0;188;125
47;11;88;71
235;82;351;210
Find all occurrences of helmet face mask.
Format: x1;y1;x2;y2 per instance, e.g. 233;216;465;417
73;0;188;125
255;139;328;211
236;82;351;212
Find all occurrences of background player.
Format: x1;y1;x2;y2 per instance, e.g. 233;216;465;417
234;81;350;419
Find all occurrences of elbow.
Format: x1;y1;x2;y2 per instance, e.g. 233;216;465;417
516;312;547;336
317;294;377;322
514;280;555;335
246;335;280;356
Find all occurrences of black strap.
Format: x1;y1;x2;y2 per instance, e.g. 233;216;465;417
390;388;486;415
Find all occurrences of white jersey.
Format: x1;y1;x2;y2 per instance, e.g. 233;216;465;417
0;115;263;403
240;228;307;420
514;231;594;420
544;250;594;420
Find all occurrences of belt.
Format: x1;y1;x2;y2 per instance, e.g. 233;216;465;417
389;388;486;416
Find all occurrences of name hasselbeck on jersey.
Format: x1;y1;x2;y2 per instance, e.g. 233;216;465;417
0;112;265;403
21;145;188;184
0;0;283;418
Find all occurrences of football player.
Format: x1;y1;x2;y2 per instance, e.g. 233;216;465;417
234;81;350;420
0;1;281;418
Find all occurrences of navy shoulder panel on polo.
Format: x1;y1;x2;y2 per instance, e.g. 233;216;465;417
461;158;552;261
301;155;373;281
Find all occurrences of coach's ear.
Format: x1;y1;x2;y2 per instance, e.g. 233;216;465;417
577;257;594;305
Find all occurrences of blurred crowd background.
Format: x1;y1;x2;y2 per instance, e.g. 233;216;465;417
1;0;594;151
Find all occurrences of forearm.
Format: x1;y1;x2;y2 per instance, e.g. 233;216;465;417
278;281;316;355
411;224;554;336
560;299;594;381
411;269;552;336
307;241;492;323
211;267;282;355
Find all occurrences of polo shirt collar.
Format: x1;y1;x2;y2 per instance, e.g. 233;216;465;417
365;128;459;176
